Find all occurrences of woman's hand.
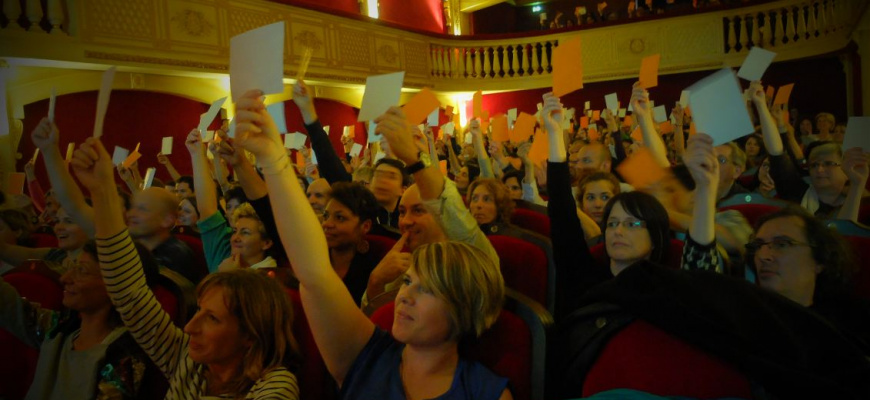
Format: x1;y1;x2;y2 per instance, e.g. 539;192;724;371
374;106;419;165
31;118;59;151
292;80;317;124
541;92;563;136
218;254;242;272
70;138;114;193
629;82;651;120
842;147;870;186
185;128;205;157
233;89;284;163
748;80;766;106
684;133;719;189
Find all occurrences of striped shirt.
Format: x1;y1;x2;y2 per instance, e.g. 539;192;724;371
97;229;299;399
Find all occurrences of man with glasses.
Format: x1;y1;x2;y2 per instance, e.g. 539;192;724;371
713;142;749;203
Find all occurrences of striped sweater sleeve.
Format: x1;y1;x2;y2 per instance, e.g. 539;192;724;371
96;229;189;378
247;369;300;399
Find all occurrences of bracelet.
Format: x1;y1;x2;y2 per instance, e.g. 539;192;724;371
258;153;291;175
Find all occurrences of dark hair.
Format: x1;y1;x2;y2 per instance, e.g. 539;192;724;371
670;164;696;191
751;206;856;292
501;170;524;186
327;182;380;224
176;175;195;192
805;140;842;161
180;196;200;218
745;134;768;159
466;160;481;184
602;191;670;264
151;177;166;189
224;186;248;206
374;158;410;187
165;180;176;187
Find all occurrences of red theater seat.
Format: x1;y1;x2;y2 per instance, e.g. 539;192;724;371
511;208;551;238
583;319;752;399
285;289;336;400
718;193;788;227
174;233;209;281
487;235;550;310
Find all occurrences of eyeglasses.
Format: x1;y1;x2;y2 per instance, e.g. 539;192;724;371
745;237;812;253
807;161;841;170
605;220;647;230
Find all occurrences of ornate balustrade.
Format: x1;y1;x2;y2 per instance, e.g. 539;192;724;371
0;0;866;96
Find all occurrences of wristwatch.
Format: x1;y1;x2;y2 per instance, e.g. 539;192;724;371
405;151;431;174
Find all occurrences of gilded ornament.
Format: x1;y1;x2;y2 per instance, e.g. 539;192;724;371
378;45;398;63
294;31;323;51
172;9;214;37
629;38;645;54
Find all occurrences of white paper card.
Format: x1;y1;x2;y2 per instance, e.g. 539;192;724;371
161;137;173;155
464;133;473;144
229;21;285;102
653;105;668;123
94;66;116;137
618;108;627;118
605;93;619;113
143;168;156;189
507;108;517;125
841;117;870;153
350;143;363;157
374;151;387;162
266;102;287;134
679;90;691;108
737;47;777;81
442;122;455;136
427;109;439;127
358;71;405;121
367;121;382;143
687;68;754;145
199;97;228;135
203;130;215;142
584;101;591;110
227;119;236;138
48;87;56;123
343;126;352;137
284;132;307;149
323;125;330;135
112;146;129;166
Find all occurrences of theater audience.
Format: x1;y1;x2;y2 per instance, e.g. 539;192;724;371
231;90;511;399
70;136;301;399
575;171;622;241
0;207;87;276
0;239;165;399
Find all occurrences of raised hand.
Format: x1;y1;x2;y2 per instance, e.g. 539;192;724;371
212;129;243;166
218;253;242;272
684;133;719;189
374;106;418;165
184;128;205;157
117;164;134;181
748;80;766;106
516;141;532;161
629;82;651;119
672;103;684;126
70;138;114;192
24;159;36;180
31;117;59;151
541;92;564;136
157;153;171;165
234;89;284;163
367;233;411;292
842;147;870;186
292;80;317;124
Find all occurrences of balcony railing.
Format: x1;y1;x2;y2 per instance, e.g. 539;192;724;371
0;0;866;93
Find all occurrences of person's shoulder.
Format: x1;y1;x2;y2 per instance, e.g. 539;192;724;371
457;358;509;400
249;368;299;399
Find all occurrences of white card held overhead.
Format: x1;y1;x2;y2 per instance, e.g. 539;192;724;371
227;119;237;138
350;143;363;158
310;149;318;165
618;108;627;118
374;151;387;162
266;102;287;134
203;130;215;142
367;121;382;143
441;122;455;136
737;47;777;81
687;68;754;145
229;21;285;102
112;146;129;166
48;87;56;123
679;90;691;108
93;66;117;138
199;97;227;135
605;93;619;113
161;137;173;155
584;101;590;110
143;168;156;189
284;132;307;149
841;117;870;153
507;108;517;125
358;71;405;122
427;109;439;127
653;105;668;123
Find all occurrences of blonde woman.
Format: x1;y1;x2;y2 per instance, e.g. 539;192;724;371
70;137;300;399
232;89;512;399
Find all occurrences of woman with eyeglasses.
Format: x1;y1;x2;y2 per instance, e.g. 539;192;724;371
751;81;870;221
542;92;723;320
747;206;870;354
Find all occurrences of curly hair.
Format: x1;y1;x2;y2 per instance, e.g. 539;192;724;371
466;178;515;224
326;181;380;224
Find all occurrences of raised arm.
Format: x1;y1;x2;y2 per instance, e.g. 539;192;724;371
186;129;219;220
750;81;784;156
630;82;670;168
233;89;373;386
293;80;352;184
71;137;188;377
771;104;804;161
23;159;46;213
156;153;182;181
838;147;870;222
470;119;495;178
672;103;686;160
31;118;95;236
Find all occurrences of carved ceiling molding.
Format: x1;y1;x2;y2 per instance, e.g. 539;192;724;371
85;51;228;71
171;9;215;37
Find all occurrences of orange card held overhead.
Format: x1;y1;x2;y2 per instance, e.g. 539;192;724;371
639;54;661;89
473;91;483;118
616;147;668;190
765;86;775;101
552;36;584;97
588;127;601;142
122;143;142;168
580;116;589;128
630;126;643;143
510;112;537;144
689;122;698;136
528;128;549;165
490;114;510;143
592;110;601;121
403;88;441;124
439;160;448;176
773;83;794;106
5;172;26;195
659;121;675;134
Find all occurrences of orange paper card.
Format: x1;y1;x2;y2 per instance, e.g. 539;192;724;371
773;83;794;106
659;121;674;134
453;113;461;131
588;127;601;142
295;151;306;168
552;36;584;97
480;110;490;133
765;86;775;101
403;88;441;124
630;126;643;143
490;114;510;143
5;172;25;195
122;143;141;168
639;54;661;89
445;105;454;116
622;115;634;128
689;122;697;136
592;110;601;121
528;129;549;165
580;116;589;128
616;147;668;190
439;160;448;176
510;112;537;144
473;91;483;118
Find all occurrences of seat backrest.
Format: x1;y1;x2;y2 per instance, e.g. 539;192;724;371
717;193;787;227
365;234;397;260
842;236;870;300
511;208;551;238
3;269;64;310
152;267;197;326
371;301;535;400
487;235;549;308
174;233;210;281
590;239;685;271
29;232;58;248
285;288;337;400
582;319;752;398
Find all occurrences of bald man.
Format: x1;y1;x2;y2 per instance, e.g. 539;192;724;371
127;187;200;283
306;178;330;220
574;142;634;192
